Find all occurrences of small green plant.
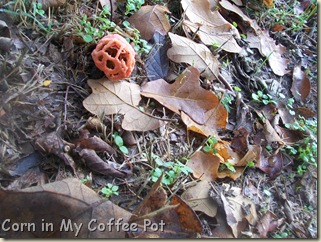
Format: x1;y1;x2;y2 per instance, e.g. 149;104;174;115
32;2;45;17
112;132;129;154
252;90;277;105
150;157;192;185
125;0;145;15
203;135;218;154
283;116;317;176
100;183;119;198
219;161;236;173
221;93;234;113
123;21;151;54
78;6;116;43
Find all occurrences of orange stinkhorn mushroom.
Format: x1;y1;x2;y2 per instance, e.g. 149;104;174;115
92;34;136;81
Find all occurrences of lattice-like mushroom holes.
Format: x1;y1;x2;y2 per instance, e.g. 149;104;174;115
92;34;136;81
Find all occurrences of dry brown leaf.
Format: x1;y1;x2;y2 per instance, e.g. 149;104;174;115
128;5;171;41
181;0;242;53
247;31;290;76
38;0;66;10
181;180;218;217
263;0;274;7
0;178;132;238
187;151;220;181
167;33;220;80
219;0;261;34
83;78;163;131
141;67;219;125
221;190;258;237
291;64;311;101
257;211;285;238
181;102;228;136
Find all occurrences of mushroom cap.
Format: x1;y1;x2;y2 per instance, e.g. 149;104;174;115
92;34;136;81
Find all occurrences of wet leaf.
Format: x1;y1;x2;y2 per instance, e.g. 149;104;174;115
128;5;171;41
187;151;220;181
141;67;220;125
247;31;290;76
291;64;311;101
83;78;164;131
0;178;132;238
145;32;169;81
181;0;242;53
181;180;218;217
167;33;220;80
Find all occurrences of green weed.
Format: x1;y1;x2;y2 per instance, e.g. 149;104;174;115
100;183;119;198
112;132;129;154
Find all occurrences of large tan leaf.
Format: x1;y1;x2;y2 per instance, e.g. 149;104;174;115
247;31;290;76
167;33;220;80
181;0;242;53
128;5;171;41
141;67;219;125
0;178;132;238
83;78;163;131
181;180;218;217
187;151;220;181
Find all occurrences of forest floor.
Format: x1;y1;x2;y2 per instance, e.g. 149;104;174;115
0;0;318;238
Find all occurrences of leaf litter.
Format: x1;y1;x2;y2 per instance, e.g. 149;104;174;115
0;0;317;239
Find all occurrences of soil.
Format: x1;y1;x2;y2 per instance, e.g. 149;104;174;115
0;0;317;238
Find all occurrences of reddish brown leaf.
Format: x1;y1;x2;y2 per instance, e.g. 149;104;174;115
291;64;311;101
257;211;285;238
141;67;220;125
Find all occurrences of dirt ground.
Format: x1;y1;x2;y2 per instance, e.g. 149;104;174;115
0;0;318;238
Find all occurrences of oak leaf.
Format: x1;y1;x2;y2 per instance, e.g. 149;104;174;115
128;5;171;41
83;78;163;131
291;63;311;101
247;31;290;76
141;67;219;125
181;0;242;53
167;33;220;80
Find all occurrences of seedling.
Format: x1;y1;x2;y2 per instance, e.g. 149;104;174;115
221;93;234;113
150;158;192;185
252;90;277;105
125;0;145;15
203;135;218;154
112;132;129;154
100;183;119;198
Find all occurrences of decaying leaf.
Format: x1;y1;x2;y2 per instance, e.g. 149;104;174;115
38;0;66;10
141;67;220;125
187;151;220;181
221;189;258;237
181;0;242;53
263;0;274;7
145;32;170;81
0;178;132;238
181;180;218;217
291;64;311;101
257;211;285;238
83;78;164;131
128;5;171;41
247;31;290;76
167;33;220;80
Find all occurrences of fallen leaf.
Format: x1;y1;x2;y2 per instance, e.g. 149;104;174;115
219;0;261;34
83;78;164;131
170;195;203;233
230;127;249;156
263;0;274;7
247;31;290;76
145;32;170;81
181;180;218;217
187;151;220;181
257;211;285;238
181;103;228;137
128;5;171;41
77;148;128;178
167;33;220;80
141;67;220;125
181;0;242;53
0;178;132;238
291;64;311;101
38;0;66;10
